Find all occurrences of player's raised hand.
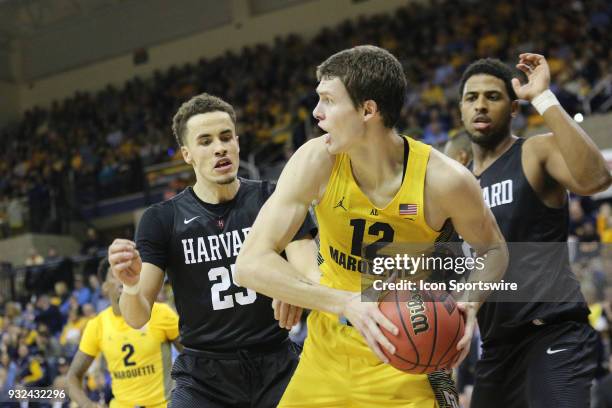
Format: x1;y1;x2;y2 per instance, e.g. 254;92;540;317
453;301;478;368
108;238;142;287
272;299;303;329
511;53;551;102
341;293;398;363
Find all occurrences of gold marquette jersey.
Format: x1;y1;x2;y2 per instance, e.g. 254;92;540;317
79;303;179;408
315;136;450;293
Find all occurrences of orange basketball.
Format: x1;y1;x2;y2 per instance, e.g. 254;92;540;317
379;289;465;374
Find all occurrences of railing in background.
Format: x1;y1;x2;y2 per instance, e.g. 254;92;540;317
0;250;107;302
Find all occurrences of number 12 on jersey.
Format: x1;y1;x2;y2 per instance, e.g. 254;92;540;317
209;264;257;310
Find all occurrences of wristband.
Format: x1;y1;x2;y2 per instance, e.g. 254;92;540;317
122;281;140;295
531;89;560;115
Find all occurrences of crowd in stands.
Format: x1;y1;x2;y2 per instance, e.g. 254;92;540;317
0;0;611;405
0;0;611;236
0;250;178;406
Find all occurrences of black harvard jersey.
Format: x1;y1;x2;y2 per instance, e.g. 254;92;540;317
136;179;317;351
472;138;588;343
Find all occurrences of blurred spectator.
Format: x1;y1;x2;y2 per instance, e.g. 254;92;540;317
34;295;63;336
53;281;70;307
7;196;24;235
15;343;50;387
576;222;601;260
24;248;46;294
72;275;92;306
81;228;103;256
46;247;61;264
0;196;8;238
59;308;87;357
25;249;44;267
88;275;108;312
0;353;17;390
52;356;70;391
60;295;79;319
422;110;449;147
82;303;96;321
81;227;105;278
597;203;612;243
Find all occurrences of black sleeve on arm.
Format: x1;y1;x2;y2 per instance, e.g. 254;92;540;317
135;204;173;271
293;208;318;241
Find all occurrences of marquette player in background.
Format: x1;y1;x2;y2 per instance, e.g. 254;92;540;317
458;55;611;407
67;258;180;408
235;45;508;407
444;131;473;167
108;93;318;407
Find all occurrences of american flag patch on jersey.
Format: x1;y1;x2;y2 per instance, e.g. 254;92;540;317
399;203;418;216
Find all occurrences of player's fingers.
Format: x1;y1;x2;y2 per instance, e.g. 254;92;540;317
361;327;389;363
108;249;136;266
457;315;476;350
292;307;303;327
278;302;289;328
367;319;396;355
521;53;544;64
109;241;136;253
286;305;297;329
112;261;136;273
511;78;522;95
111;238;132;247
456;329;472;350
516;64;532;75
117;251;137;263
272;299;280;321
372;308;399;336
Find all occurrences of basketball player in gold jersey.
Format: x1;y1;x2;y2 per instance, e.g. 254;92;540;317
67;258;180;408
235;45;509;407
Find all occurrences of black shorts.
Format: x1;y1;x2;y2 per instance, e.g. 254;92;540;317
169;340;301;408
471;321;598;408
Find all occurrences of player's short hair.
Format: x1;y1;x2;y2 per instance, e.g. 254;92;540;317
172;93;237;146
444;130;473;163
316;45;407;129
459;58;519;101
97;257;111;283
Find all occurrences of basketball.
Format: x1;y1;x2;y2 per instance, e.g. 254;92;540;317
379;289;465;374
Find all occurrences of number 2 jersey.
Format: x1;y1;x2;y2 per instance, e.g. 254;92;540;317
79;302;179;407
136;179;317;352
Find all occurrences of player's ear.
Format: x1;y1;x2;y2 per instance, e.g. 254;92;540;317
101;280;110;296
459;150;469;167
510;100;519;118
181;145;192;165
362;100;378;122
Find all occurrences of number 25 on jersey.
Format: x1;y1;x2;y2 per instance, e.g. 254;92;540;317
209;263;256;310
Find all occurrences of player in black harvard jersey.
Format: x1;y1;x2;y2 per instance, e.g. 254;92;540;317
107;93;319;407
458;55;611;407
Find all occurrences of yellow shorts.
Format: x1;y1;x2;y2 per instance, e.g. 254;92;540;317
110;399;167;408
279;311;457;407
